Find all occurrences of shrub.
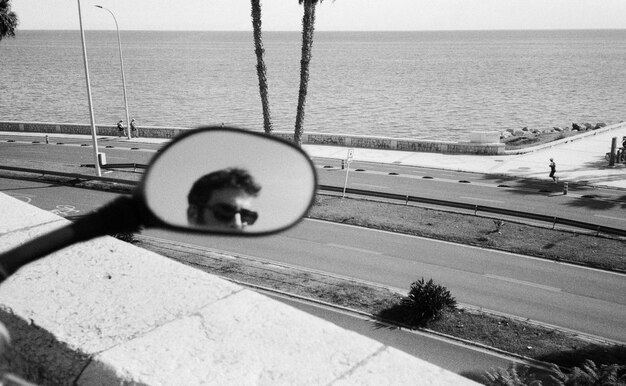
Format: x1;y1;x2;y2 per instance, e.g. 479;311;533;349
550;360;626;385
402;278;457;324
482;361;626;386
483;365;542;386
111;232;137;244
378;278;456;328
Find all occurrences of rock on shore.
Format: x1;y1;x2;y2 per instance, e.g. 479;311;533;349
500;122;610;148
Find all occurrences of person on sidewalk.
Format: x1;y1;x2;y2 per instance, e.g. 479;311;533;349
130;119;138;138
116;120;125;137
549;158;558;183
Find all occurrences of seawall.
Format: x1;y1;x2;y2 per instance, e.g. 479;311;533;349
0;121;505;155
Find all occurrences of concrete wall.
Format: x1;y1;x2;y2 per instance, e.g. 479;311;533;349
0;194;476;385
0;121;187;139
0;121;505;155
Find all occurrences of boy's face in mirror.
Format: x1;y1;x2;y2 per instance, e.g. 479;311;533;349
191;188;257;230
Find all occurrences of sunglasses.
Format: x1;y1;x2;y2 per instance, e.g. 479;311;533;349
206;203;258;225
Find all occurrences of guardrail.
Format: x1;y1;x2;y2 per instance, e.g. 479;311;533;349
1;165;624;238
80;163;148;172
318;184;626;238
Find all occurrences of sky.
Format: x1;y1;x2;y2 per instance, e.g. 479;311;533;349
10;0;626;31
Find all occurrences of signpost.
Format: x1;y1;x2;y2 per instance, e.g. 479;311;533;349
609;137;617;166
342;149;354;198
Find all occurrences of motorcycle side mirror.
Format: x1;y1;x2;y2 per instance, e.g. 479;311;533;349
0;126;317;282
141;127;317;234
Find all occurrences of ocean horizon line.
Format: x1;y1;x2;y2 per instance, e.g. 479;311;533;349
14;28;626;33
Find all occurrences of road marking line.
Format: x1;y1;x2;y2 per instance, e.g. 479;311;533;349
50;205;80;217
485;274;562;292
459;196;504;203
6;194;32;203
594;214;626;222
352;183;387;189
326;243;383;255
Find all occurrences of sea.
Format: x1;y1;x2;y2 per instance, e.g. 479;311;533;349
1;30;625;141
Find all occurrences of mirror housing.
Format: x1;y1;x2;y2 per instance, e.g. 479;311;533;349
141;126;317;235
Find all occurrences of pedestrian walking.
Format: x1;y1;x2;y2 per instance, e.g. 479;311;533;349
130;119;138;138
116;120;125;137
549;158;558;183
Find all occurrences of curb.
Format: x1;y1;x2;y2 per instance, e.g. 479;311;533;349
229;278;560;373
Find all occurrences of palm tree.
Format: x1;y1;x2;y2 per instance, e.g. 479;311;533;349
251;0;273;134
0;0;18;41
293;0;324;146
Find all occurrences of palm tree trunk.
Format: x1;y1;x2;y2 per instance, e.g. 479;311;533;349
294;0;316;146
251;0;273;134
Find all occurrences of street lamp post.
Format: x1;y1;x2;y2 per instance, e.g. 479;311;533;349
77;0;102;177
95;5;131;140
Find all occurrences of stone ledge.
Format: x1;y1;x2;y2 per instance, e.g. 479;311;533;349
0;194;476;385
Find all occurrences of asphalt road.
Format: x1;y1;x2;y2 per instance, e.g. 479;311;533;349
2;135;625;231
1;177;624;343
146;222;626;343
0;177;531;378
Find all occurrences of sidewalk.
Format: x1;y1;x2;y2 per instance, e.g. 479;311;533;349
3;124;626;189
304;124;626;190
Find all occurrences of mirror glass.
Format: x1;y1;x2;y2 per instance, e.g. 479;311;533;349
143;127;317;234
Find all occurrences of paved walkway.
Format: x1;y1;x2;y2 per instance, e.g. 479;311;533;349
305;124;626;190
3;124;626;189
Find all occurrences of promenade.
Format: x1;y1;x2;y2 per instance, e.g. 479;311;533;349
2;123;626;190
306;124;626;190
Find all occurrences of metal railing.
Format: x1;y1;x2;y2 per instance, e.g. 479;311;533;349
319;184;626;237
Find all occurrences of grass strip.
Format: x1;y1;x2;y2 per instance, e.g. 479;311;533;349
309;195;625;272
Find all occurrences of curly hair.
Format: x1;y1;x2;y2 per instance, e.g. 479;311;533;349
187;168;261;207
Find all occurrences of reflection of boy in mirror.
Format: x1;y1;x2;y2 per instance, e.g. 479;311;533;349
187;168;261;230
